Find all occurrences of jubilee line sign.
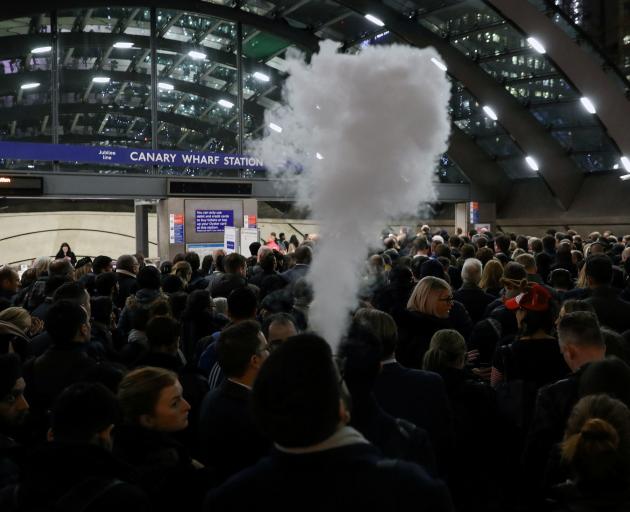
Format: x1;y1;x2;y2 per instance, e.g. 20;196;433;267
0;141;265;170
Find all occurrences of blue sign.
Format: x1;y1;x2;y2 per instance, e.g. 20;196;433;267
0;141;265;170
226;240;235;250
195;209;234;233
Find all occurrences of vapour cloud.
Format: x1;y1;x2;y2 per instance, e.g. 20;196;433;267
249;41;451;350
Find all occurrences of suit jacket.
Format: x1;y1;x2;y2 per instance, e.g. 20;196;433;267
454;283;496;323
281;264;310;284
584;286;630;333
374;361;454;476
198;379;270;483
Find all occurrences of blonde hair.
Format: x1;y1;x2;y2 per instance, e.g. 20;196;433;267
0;307;31;333
480;259;503;291
407;276;450;316
32;256;50;277
422;329;466;372
172;261;192;284
74;263;93;280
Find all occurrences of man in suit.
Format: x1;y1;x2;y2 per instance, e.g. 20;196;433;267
373;322;454;476
198;320;271;483
281;245;312;284
453;258;495;323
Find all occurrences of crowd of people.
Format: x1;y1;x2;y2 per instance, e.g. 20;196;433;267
0;225;629;511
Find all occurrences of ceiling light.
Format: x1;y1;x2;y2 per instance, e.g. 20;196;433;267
621;173;630;181
525;156;540;171
527;37;546;54
20;82;40;90
482;105;498;121
269;123;282;133
188;50;206;60
622;156;630;172
430;57;447;72
613;164;619;169
158;82;174;91
253;71;270;82
31;46;52;54
113;41;134;49
364;14;385;27
27;164;34;169
316;152;324;160
580;97;596;114
92;76;110;84
218;99;234;108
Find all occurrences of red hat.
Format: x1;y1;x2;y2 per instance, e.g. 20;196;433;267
504;284;552;312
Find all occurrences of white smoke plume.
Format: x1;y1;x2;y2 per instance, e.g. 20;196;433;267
249;41;451;350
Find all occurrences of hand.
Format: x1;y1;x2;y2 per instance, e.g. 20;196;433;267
471;366;492;381
466;349;480;365
28;316;44;337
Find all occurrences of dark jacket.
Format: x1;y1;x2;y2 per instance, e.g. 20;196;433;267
198;379;271;483
8;442;148;512
204;441;454;512
209;274;251;299
374;361;454;477
548;481;630;512
584;286;630;333
187;271;209;292
454;283;496;323
114;272;137;309
280;264;310;284
117;289;166;335
113;425;209;512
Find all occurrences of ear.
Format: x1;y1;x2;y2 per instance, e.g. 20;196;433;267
139;414;155;429
46;427;54;442
95;424;114;448
339;399;351;425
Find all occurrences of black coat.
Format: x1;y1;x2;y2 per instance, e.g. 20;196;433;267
114;273;137;309
9;442;148;512
373;362;454;477
198;379;271;483
454;283;496;324
584;286;630;333
204;441;454;512
209;274;251;299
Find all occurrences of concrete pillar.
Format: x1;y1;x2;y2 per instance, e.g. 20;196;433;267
134;200;150;257
455;202;497;235
454;203;469;236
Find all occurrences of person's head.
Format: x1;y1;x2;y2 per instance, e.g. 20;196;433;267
136;265;161;291
52;281;90;316
167;292;188;321
558;311;606;372
172;261;192;284
585;254;613;287
248;242;262;258
0;267;19;294
227;287;257;321
475;247;494;267
407;276;452;319
515;253;537;274
419;259;445;280
337;326;383;401
90;296;113;326
579;357;630;408
183;289;212;317
0;354;28;429
494;235;510;255
423;329;467;372
49;259;75;280
184;252;200;272
32;256;50;277
19;269;37;289
201;254;213;275
118;367;190;432
561;394;630;490
294;245;312;265
0;307;31;334
504;283;556;334
353;308;398;360
172;253;186;265
49;383;119;450
260;251;277;274
116;254;138;275
479;259;503;290
252;334;341;448
161;274;184;294
217;320;268;381
159;261;173;276
59;242;71;254
461;258;483;285
92;255;113;274
549;268;573;291
262;313;298;348
542;235;556;253
146;316;180;355
500;262;528;298
45;299;90;346
224;253;247;276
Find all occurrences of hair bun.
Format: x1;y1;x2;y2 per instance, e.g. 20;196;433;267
580;418;620;449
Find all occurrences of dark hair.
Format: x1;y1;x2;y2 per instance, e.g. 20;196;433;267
352;308;398;359
217;320;262;378
579;357;630;407
44;275;71;296
495;235;510;254
182;289;212;319
252;334;340;447
159;261;173;275
249;242;261;257
172;253;186;264
48;259;74;277
558;311;604;348
262;313;297;343
519;307;556;337
530;238;543;253
585;254;613;286
45;300;88;345
137;266;161;290
562;299;595;315
224;253;246;275
201;255;213;275
542;235;556;253
184;252;200;272
162;275;184;294
476;247;494;266
338;326;383;399
146;316;180;350
92;256;112;274
91;296;113;324
562;394;630;489
94;272;117;297
52;282;88;307
51;383;120;443
460;244;475;260
227;287;257;320
294;246;312;265
516;235;529;252
550;268;573;290
168;291;188;321
260;251;277;274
